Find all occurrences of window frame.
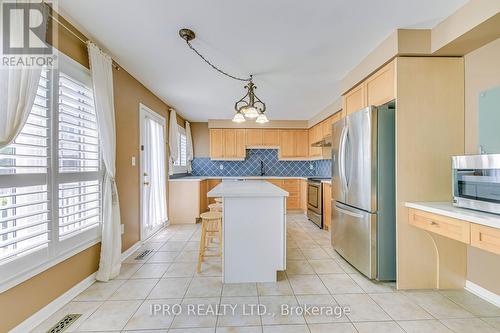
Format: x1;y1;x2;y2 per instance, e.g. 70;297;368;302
0;52;103;293
172;125;188;174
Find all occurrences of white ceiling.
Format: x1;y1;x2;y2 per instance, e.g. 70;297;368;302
59;0;467;121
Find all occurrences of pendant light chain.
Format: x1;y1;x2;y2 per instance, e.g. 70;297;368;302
179;28;268;123
184;40;252;82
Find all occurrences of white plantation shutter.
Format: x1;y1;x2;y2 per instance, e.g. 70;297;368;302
0;69;51;284
0;53;103;292
58;73;100;173
173;126;187;173
56;60;101;251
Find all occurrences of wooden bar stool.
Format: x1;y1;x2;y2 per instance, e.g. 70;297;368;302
208;203;222;212
197;211;222;273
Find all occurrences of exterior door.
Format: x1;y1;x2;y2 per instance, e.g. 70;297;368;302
140;104;167;240
345;106;377;212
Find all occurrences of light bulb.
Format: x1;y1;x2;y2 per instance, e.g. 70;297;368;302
242;106;259;119
232;112;246;123
256;113;269;124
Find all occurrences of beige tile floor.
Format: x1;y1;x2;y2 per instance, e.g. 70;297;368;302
32;213;500;333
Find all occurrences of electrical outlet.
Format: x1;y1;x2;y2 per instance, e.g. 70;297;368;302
219;164;224;170
309;163;314;170
120;224;125;234
131;156;136;166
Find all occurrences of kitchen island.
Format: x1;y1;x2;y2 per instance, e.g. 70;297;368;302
208;180;288;283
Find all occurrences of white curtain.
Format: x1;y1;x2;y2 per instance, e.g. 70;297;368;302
87;42;122;281
168;109;179;176
143;118;167;231
185;121;194;173
0;1;44;148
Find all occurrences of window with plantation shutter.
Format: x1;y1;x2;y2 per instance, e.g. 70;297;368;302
56;56;102;252
173;125;187;173
0;69;51;285
0;52;103;292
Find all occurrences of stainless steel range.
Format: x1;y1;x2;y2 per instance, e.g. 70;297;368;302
307;178;328;228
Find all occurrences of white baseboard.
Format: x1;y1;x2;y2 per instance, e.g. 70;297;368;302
465;280;500;308
121;241;142;261
11;241;143;333
9;273;96;333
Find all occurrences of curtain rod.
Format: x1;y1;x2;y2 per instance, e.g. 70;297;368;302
44;3;120;70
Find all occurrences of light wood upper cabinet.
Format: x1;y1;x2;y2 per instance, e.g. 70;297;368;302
235;129;246;158
209;129;246;160
343;83;366;116
366;60;395;106
308;124;322;158
209;129;224;159
223;129;237;157
279;130;309;159
262;129;279;146
246;129;263;147
279;130;295;158
295;130;309;159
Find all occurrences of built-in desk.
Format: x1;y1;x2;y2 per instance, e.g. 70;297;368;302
405;202;500;289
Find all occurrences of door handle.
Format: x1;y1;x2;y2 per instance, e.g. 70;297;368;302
334;204;363;218
143;181;150;186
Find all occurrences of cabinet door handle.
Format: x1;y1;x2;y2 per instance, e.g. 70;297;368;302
429;221;437;226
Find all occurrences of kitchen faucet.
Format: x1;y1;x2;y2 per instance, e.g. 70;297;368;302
260;160;265;176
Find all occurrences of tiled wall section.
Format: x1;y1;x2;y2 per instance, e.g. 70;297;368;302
191;149;332;177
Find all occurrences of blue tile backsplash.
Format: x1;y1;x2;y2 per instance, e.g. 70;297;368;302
191;149;331;178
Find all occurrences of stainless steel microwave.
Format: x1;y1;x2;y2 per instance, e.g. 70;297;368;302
452;154;500;215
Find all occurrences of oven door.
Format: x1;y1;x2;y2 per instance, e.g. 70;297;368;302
452;154;500;214
307;182;322;214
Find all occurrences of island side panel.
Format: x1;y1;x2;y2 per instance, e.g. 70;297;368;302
223;196;286;283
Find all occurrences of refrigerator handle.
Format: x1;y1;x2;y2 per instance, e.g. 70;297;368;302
339;126;349;193
334;202;364;218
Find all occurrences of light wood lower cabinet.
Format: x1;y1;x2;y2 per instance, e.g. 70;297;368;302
409;208;500;257
267;178;306;211
408;208;470;243
206;179;222;205
471;224;500;256
322;183;331;230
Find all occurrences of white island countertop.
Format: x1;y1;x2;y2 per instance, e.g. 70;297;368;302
207;180;289;198
405;202;500;229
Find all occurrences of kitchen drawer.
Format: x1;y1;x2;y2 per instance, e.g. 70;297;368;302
471;223;500;255
408;208;470;243
282;180;300;192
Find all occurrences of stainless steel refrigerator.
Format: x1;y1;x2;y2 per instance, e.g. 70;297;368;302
331;103;396;280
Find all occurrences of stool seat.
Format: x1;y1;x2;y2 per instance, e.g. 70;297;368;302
208;203;222;212
200;211;222;220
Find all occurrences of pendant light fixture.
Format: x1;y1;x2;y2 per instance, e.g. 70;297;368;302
179;28;268;123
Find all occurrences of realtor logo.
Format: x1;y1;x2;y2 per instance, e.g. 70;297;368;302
1;0;56;67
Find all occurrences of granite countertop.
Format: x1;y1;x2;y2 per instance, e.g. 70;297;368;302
405;202;500;229
207;179;289;197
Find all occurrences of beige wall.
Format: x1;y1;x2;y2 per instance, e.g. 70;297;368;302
191;122;210;158
464;37;500;295
0;10;184;332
